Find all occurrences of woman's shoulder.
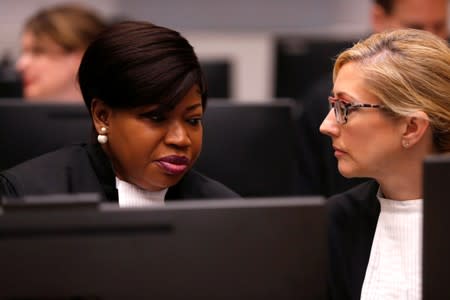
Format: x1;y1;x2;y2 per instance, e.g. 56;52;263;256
166;169;241;200
2;144;89;174
0;144;96;197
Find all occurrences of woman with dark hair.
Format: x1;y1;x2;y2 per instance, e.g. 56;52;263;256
0;21;239;205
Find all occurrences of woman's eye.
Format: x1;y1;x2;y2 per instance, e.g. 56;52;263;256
151;115;166;122
187;117;202;126
27;47;45;56
142;111;166;122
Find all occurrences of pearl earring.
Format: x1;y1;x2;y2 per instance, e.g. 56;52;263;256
97;126;108;144
402;140;410;148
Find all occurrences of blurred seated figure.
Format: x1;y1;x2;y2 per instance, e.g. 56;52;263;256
296;0;448;196
0;21;239;204
15;3;107;102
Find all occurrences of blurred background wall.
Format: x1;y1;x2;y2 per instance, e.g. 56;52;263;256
2;0;445;102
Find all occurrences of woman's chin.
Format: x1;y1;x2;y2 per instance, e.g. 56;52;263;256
337;164;358;179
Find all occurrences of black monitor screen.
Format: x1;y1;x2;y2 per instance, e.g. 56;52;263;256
0;196;327;300
422;154;450;300
200;60;231;98
0;101;91;171
195;100;300;197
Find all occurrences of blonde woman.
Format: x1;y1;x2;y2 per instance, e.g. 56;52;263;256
320;29;450;299
16;4;106;102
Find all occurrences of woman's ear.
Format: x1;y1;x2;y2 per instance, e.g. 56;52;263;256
401;111;430;148
91;98;111;133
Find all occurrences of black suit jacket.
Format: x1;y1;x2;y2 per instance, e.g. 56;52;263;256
327;180;380;300
0;143;240;201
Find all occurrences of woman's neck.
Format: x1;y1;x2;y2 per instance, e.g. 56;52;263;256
377;159;423;201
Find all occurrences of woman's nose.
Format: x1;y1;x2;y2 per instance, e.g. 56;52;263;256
164;121;191;148
319;109;340;137
15;53;30;73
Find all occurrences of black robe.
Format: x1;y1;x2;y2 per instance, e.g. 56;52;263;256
327;180;380;299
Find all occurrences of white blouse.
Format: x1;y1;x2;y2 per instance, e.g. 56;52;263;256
116;177;167;207
361;190;423;300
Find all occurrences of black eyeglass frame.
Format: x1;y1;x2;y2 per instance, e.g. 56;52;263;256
328;96;386;124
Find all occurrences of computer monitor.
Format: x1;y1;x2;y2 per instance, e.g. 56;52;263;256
275;36;356;101
422;154;450;300
195;100;301;197
0;60;22;98
200;60;231;98
0;101;92;171
0;196;326;300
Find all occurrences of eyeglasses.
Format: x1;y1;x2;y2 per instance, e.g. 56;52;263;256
328;96;386;124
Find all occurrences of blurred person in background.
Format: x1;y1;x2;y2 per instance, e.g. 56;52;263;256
296;0;448;197
16;3;107;102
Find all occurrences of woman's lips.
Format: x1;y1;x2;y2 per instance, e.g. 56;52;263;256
333;146;346;158
156;155;190;175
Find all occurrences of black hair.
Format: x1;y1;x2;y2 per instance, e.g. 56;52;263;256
78;21;207;111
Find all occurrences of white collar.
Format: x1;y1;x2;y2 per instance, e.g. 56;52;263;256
115;177;168;207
